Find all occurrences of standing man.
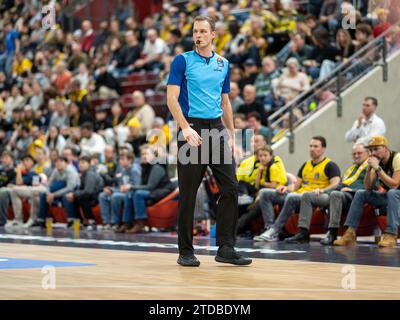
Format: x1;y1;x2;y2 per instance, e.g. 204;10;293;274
335;136;400;247
167;16;252;267
345;97;386;145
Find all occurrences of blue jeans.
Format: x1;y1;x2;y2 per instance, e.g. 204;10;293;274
133;190;150;220
345;189;400;235
99;191;132;225
38;192;73;221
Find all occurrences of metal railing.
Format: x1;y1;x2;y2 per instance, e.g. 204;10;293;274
267;20;400;153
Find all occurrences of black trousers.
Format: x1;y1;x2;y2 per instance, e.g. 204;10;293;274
72;194;98;221
177;117;239;255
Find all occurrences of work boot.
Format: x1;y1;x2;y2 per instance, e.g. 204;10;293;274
333;227;356;246
378;233;397;248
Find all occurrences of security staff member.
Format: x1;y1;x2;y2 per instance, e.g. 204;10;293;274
167;16;252;267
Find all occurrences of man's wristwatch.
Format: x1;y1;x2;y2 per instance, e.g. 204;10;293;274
375;166;383;173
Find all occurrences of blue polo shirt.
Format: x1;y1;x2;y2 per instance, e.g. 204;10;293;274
167;51;230;119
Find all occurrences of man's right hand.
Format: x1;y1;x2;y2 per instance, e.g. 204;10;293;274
182;126;202;147
103;187;112;195
357;113;366;128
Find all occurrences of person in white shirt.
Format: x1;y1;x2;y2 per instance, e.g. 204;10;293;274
134;28;168;72
345;97;386;145
80;122;106;159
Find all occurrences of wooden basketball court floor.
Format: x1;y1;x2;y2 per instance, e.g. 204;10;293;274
1;228;400;300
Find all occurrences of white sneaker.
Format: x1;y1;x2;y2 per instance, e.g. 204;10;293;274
238;194;254;205
253;227;278;242
96;225;104;231
23;218;35;228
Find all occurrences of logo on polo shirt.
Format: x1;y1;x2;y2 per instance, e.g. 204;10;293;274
214;57;224;72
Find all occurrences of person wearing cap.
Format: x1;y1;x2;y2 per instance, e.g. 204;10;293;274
335;136;400;247
167;16;252;266
345;97;386;146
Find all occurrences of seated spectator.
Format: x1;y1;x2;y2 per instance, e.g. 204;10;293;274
229;81;244;113
318;28;355;79
108;102;124;128
80;20;96;55
335;136;400;248
33;145;52;177
53;61;72;95
47;126;66;154
214;22;231;55
67;79;89;111
237;145;288;234
225;20;246;65
304;27;341;79
126;117;147;158
98;151;141;230
237;145;287;203
118;145;176;233
238;58;259;89
254;56;280;100
246;112;269;140
254;136;341;241
275;57;310;102
68;102;94;128
80;122;107;158
286;144;371;244
319;0;341;36
124;90;155;135
134;28;168;72
0;151;16;226
49;100;68;128
345;97;386;145
94;63;121;99
34;155;80;228
373;8;391;38
8;153;48;228
237;85;268;126
284;31;315;66
111;31;142;77
346;23;379;77
67;42;88;72
65;156;104;230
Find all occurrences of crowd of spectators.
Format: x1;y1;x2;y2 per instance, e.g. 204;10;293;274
0;0;399;232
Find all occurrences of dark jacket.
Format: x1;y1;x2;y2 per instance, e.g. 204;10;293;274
74;167;104;198
131;163;177;204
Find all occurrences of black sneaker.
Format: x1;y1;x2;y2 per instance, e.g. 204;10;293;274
31;220;46;229
285;228;310;244
177;254;200;267
215;246;252;266
278;227;294;240
67;220;74;229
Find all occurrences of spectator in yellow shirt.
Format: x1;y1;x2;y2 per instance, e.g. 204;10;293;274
237;145;287;204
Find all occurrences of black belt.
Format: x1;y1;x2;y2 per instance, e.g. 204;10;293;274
185;117;222;124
